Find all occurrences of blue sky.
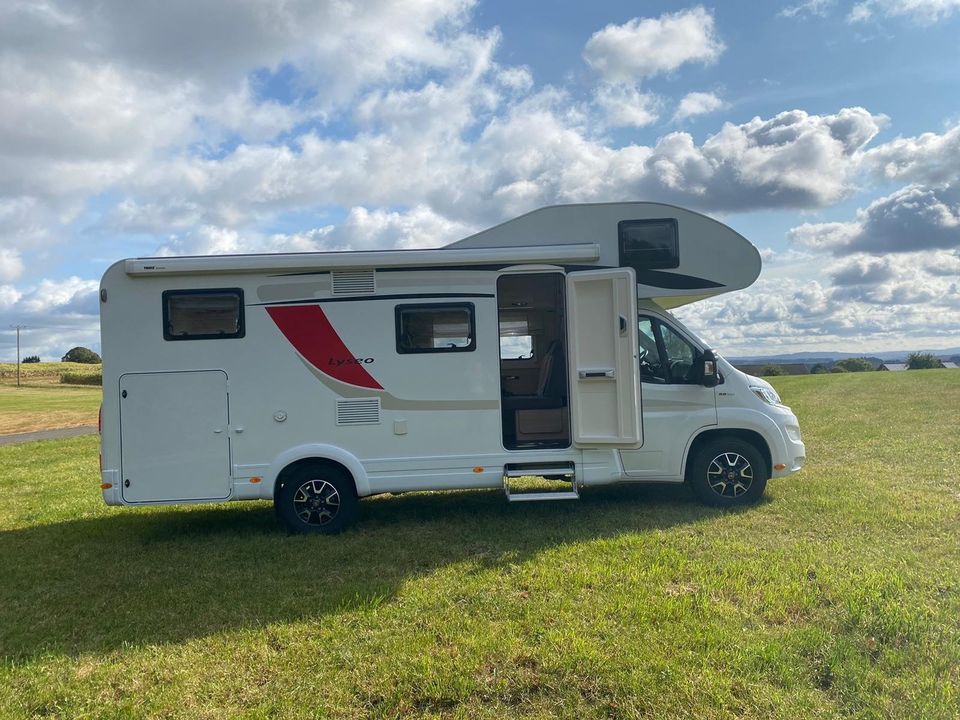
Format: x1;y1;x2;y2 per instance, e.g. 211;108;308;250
1;0;958;359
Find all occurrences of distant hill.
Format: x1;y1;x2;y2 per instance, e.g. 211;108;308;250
728;348;960;364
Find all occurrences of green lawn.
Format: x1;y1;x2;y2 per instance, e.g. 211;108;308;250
0;384;101;435
1;371;958;718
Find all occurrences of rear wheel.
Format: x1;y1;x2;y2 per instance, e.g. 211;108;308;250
275;462;358;534
687;438;768;507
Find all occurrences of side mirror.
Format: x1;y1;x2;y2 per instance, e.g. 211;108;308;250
701;349;719;388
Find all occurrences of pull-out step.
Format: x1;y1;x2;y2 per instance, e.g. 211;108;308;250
503;462;579;502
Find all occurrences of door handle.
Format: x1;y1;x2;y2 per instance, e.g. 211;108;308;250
578;369;616;379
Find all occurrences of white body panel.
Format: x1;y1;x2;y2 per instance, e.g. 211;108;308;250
98;202;804;511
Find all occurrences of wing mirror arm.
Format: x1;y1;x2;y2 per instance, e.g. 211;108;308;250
701;349;719;388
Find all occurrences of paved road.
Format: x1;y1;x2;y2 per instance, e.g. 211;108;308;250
0;425;98;446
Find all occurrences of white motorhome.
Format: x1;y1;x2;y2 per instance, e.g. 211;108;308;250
99;202;805;533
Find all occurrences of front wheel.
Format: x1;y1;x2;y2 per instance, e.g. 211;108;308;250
687;438;768;507
275;463;358;534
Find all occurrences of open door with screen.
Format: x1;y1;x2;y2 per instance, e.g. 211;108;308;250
565;268;642;447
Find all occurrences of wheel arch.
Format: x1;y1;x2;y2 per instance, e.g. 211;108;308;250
265;444;369;500
683;428;772;482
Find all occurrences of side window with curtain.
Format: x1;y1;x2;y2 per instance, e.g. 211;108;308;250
395;303;476;354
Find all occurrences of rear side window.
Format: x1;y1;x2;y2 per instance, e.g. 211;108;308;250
618;218;679;270
163;288;245;340
395;303;476;354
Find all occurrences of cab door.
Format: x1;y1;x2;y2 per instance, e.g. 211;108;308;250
620;317;718;478
565;268;642;447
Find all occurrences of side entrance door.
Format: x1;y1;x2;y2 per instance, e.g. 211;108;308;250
120;370;232;503
565;268;643;447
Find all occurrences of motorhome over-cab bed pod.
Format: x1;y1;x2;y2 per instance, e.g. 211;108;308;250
446;202;761;308
99;201;794;535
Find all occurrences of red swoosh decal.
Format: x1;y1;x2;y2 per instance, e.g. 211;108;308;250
267;305;383;390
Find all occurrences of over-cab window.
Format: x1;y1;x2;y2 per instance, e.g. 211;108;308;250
163;288;244;341
618;218;679;270
395;303;476;354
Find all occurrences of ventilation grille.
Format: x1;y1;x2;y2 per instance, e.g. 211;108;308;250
331;270;376;295
336;398;381;426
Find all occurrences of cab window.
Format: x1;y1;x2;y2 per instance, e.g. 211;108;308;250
638;316;700;384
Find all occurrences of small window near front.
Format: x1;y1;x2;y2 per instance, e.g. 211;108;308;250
396;303;476;354
618;218;680;270
163;289;244;340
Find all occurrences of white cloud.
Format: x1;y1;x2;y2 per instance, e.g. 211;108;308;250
0;249;24;282
790;183;960;254
152;206;477;257
672;91;726;122
848;0;960;24
126;105;886;229
0;276;100;360
583;7;725;83
676;261;960;355
862;122;960;186
593;84;661;128
780;0;835;18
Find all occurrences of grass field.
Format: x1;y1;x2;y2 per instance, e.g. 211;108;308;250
0;362;101;386
0;384;101;435
1;371;958;718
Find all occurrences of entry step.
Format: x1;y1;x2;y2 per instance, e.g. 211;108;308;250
503;462;579;502
504;466;575;478
507;491;580;502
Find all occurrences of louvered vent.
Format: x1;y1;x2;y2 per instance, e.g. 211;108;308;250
336;398;381;426
331;270;376;295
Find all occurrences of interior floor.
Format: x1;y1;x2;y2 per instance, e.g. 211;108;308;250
497;273;571;450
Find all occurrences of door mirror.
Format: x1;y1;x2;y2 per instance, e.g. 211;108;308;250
701;349;719;388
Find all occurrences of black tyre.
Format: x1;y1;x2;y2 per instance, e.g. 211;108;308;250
275;462;358;534
687;438;768;507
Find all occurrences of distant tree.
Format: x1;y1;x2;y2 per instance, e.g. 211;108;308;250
835;357;873;373
761;364;787;376
61;347;102;364
830;366;848;373
810;363;829;374
907;352;940;370
22;355;40;363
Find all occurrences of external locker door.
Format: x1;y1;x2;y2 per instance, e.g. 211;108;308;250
120;370;231;502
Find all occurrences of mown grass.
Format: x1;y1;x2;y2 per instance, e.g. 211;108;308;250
0;371;958;718
0;384;101;435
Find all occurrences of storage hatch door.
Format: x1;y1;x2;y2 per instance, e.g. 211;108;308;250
120;370;231;503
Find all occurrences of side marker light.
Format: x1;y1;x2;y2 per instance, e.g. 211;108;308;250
774;463;786;471
100;483;113;490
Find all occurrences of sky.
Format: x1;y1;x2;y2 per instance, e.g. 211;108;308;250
1;0;959;360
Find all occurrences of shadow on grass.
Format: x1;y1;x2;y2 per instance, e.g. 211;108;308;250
0;484;734;661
